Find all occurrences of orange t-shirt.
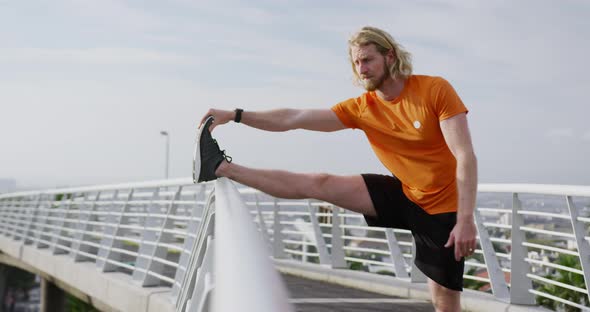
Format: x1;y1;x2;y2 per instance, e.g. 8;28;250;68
331;75;468;214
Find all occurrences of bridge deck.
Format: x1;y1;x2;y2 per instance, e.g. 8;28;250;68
282;274;434;312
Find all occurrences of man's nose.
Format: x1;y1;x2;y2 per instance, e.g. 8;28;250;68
359;63;369;75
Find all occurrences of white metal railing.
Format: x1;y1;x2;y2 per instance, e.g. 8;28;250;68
173;178;295;312
0;177;213;310
237;183;590;311
213;179;293;311
2;181;590;311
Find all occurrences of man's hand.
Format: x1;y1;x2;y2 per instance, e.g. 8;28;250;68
200;109;235;132
444;218;477;261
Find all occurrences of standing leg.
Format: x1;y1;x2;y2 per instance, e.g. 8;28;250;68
216;161;376;217
428;278;461;312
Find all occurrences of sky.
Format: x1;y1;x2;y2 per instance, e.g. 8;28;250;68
1;0;589;190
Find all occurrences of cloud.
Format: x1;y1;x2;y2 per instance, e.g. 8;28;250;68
546;128;575;140
0;47;198;66
546;128;590;142
2;0;589;187
63;0;166;32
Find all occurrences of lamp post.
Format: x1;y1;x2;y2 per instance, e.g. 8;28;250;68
160;131;169;179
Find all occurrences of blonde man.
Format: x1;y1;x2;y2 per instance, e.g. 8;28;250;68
196;26;477;312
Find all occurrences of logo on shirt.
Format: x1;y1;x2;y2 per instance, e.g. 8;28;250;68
413;120;422;129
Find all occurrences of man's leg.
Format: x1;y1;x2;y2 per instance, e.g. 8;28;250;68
428;278;461;312
216;161;376;217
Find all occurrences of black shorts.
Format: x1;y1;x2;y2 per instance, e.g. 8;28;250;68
362;173;464;291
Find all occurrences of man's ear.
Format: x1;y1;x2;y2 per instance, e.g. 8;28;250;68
386;49;396;66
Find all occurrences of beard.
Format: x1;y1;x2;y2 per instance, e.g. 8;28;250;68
362;70;389;91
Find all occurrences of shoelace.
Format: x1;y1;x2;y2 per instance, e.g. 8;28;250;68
212;139;233;163
221;150;232;163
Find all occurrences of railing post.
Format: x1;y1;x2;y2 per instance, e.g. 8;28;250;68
10;196;27;240
254;193;272;250
1;197;12;237
172;184;209;304
96;190;133;272
174;191;216;310
0;197;10;236
186;237;215;312
330;205;346;268
510;193;535;304
134;187;183;286
385;229;409;279
272;198;286;259
2;198;14;237
566;195;590;305
7;197;22;239
132;188;161;285
0;198;8;236
307;200;331;265
36;194;59;248
71;192;100;262
51;192;77;255
23;194;43;245
410;238;427;283
474;208;509;301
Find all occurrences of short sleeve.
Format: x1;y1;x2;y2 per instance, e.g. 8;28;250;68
331;97;362;129
432;78;468;121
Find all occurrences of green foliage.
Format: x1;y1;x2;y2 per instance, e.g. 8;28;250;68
54;193;72;202
53;193;73;208
536;254;588;312
463;268;488;291
65;294;98;312
348;261;366;271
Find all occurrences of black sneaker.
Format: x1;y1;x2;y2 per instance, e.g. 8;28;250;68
193;116;232;183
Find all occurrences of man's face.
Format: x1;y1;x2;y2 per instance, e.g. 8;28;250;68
351;44;389;91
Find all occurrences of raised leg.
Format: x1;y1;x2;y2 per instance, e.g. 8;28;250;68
216;161;376;216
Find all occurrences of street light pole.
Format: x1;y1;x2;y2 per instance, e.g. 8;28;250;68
160;131;169;179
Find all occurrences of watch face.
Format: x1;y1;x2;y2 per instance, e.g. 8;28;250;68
235;109;243;122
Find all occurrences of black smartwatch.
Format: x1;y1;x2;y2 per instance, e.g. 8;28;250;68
234;108;243;123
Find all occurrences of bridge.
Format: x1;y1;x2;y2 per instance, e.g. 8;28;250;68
1;178;589;311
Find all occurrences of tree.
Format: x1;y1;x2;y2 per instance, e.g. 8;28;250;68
536;254;588;312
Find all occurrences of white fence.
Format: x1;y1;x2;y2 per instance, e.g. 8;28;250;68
1;180;589;311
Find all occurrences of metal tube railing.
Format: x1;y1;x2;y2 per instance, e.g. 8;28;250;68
2;181;590;311
213;178;294;312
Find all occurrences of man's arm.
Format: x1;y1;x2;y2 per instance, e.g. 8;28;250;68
200;108;347;132
440;113;478;261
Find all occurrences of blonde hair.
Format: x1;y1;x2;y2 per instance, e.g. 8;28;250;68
348;26;413;84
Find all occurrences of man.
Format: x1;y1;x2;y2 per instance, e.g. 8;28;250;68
196;26;477;312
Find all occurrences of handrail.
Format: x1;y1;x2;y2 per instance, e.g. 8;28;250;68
213;178;294;312
1;180;590;311
0;177;194;199
3;181;587;199
479;183;590;197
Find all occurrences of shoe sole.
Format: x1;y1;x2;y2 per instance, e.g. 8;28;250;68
193;116;214;183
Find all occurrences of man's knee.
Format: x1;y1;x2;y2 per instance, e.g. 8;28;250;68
430;281;461;312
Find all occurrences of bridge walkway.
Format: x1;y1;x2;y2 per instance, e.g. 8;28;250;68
282;274;434;312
